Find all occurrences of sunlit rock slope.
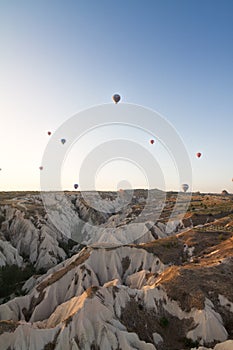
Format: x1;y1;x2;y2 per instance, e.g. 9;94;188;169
0;191;233;349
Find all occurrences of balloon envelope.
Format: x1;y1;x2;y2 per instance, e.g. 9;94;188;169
196;152;202;158
150;139;155;144
74;184;79;189
61;139;66;144
48;131;51;136
112;94;121;104
39;166;43;171
181;184;189;192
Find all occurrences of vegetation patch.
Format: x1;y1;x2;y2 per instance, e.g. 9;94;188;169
0;264;35;299
121;256;131;276
86;286;99;298
36;249;90;293
120;298;195;350
0;320;19;335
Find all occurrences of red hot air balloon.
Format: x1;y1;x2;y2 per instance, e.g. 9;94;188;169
196;152;202;158
112;94;121;104
48;131;51;136
150;139;155;145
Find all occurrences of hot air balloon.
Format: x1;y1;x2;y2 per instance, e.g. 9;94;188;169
196;152;202;158
181;184;189;193
112;94;121;104
74;184;79;190
61;138;66;145
48;131;51;136
150;139;155;145
39;166;43;171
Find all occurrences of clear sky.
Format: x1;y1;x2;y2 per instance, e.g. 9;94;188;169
0;0;233;192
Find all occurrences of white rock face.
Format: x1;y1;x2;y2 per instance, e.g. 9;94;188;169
219;294;233;313
0;192;232;350
153;332;163;345
193;340;233;350
0;192;183;272
0;240;23;267
0;246;165;323
186;298;228;344
166;219;183;234
41;191;184;246
0;324;58;350
11;217;66;271
0;246;164;349
0;200;69;271
126;270;152;289
0;244;230;350
214;340;233;350
22;275;39;294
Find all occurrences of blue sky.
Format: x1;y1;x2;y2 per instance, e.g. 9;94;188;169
0;0;233;192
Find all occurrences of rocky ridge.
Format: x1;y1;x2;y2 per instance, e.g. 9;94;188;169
0;191;232;349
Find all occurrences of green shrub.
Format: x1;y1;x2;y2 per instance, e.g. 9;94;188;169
0;264;35;298
159;316;169;328
183;337;199;348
